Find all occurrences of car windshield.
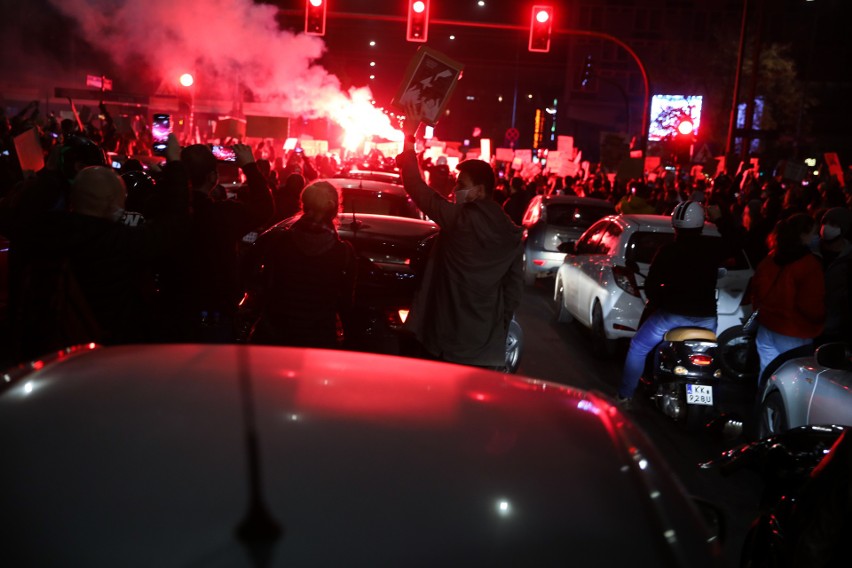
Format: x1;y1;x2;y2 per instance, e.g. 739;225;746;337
626;232;751;269
547;204;614;228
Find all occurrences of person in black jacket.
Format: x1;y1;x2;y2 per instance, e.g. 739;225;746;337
502;176;531;226
11;134;189;360
248;181;356;348
616;201;722;406
157;143;274;343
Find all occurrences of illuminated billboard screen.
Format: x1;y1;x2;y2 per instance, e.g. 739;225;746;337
648;94;703;141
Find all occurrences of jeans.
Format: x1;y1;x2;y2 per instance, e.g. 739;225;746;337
755;325;812;386
618;310;717;399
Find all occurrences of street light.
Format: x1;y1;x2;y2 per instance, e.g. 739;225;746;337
179;73;195;143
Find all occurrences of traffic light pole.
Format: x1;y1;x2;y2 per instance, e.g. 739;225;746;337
280;10;651;152
561;29;649;154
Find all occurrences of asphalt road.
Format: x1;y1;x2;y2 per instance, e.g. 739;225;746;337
515;277;764;568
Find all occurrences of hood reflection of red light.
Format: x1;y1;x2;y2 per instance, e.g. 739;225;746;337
468;391;493;403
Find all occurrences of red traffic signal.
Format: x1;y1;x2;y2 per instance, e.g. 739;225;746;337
676;118;695;136
407;0;430;43
305;0;327;36
529;5;553;53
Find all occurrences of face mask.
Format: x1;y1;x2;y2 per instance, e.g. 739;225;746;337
454;188;473;204
821;224;842;241
454;185;480;204
808;233;821;252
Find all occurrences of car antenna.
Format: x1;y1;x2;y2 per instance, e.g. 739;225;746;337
234;346;283;565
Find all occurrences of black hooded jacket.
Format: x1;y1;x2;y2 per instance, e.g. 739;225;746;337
250;215;356;348
644;231;725;318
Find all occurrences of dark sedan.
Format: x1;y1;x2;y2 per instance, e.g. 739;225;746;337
241;211;438;354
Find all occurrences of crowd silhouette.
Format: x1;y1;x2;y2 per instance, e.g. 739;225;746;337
0;99;850;377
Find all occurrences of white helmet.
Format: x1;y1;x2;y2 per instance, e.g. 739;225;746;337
671;201;705;229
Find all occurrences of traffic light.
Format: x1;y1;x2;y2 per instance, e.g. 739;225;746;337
528;5;553;53
673;117;695;165
580;55;593;87
305;0;326;36
407;0;430;43
676;117;694;137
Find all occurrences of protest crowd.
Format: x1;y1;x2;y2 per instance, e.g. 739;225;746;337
0;98;850;370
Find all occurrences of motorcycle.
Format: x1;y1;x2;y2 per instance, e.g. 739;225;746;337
641;326;723;431
699;424;847;567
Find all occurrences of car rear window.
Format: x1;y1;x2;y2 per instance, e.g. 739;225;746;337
546;204;614;228
342;189;422;219
626;232;751;269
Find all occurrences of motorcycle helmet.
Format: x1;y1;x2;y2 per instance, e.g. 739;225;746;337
671;200;705;229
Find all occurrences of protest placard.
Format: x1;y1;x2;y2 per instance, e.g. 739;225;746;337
391;46;464;126
13;128;44;173
495;148;515;162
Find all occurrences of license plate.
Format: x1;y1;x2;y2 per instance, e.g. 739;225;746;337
686;384;713;406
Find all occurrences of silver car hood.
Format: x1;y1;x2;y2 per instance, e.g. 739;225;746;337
0;344;720;567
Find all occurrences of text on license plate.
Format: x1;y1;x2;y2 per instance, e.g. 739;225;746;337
686;384;713;406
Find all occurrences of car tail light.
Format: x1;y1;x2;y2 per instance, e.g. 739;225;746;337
689;354;713;366
612;265;640;297
386;308;410;328
522;198;542;226
533;259;546;266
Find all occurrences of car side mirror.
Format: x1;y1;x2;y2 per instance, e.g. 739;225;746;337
626;259;641;274
557;240;576;254
815;342;852;371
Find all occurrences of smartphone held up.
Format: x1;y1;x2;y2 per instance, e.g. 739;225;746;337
151;114;171;156
210;145;237;162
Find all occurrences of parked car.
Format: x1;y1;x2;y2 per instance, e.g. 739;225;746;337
553;214;753;356
756;341;852;438
520;195;615;285
0;344;723;567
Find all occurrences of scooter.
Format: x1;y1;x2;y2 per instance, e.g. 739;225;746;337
699;424;847;567
641;326;723;431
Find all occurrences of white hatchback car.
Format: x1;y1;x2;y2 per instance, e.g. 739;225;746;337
553;214;753;356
